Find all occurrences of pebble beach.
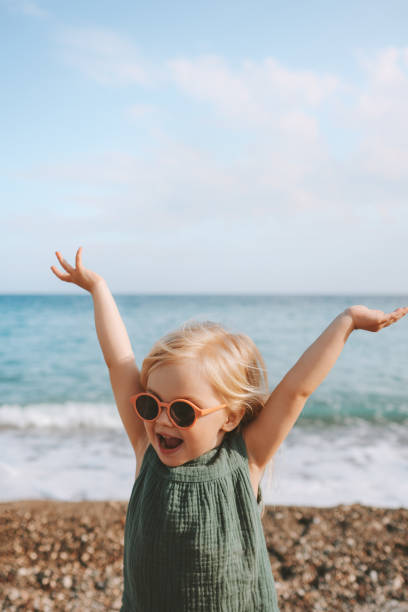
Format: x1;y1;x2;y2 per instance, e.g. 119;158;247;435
1;500;407;611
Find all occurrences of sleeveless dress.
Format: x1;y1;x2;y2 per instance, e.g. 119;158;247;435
121;429;279;611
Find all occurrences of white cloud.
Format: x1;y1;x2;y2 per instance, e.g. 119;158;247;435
26;37;408;224
59;27;150;86
358;47;407;88
28;131;341;231
357;142;408;182
58;27;339;132
167;55;340;127
355;47;408;125
349;46;408;181
167;56;257;119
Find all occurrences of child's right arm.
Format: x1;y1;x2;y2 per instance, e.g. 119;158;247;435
51;247;147;456
243;304;408;471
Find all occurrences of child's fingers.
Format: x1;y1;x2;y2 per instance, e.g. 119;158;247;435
75;246;83;269
394;306;408;321
384;306;408;327
389;306;408;319
50;265;72;282
55;251;75;273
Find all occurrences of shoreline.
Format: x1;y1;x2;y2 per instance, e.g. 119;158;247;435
0;501;407;611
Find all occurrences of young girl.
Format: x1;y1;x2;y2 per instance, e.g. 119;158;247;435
51;247;408;612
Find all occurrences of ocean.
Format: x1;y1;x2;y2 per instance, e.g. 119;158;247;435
1;294;407;507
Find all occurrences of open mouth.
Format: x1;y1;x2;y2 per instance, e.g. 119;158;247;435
157;434;184;451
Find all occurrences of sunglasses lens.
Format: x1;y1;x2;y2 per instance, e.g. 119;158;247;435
170;401;195;428
135;395;159;420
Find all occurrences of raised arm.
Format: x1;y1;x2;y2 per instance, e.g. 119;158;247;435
243;304;408;470
51;247;147;455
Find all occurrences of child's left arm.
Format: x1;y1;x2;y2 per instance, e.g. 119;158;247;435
243;305;408;470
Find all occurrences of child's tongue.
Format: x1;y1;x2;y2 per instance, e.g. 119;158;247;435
162;436;182;449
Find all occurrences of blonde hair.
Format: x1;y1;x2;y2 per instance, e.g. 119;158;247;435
140;320;269;433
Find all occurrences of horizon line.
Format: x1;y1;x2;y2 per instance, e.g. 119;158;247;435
1;292;407;298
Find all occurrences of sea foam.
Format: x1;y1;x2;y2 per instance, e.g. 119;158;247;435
0;402;122;431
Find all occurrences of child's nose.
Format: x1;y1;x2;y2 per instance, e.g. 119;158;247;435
156;405;173;427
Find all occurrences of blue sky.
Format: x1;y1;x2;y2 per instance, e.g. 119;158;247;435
2;0;408;293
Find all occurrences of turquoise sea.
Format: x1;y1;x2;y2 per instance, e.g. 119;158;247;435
1;294;407;507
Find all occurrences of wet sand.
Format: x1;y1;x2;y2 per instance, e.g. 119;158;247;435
0;500;407;611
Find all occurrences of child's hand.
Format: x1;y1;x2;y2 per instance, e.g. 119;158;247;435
346;304;408;332
50;247;104;293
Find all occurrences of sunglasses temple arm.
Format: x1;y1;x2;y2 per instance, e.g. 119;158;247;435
199;403;228;416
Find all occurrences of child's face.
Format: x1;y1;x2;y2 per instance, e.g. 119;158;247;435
144;359;234;466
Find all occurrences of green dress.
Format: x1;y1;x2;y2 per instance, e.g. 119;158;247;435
121;429;279;611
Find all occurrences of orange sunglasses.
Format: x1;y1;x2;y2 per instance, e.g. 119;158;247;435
130;392;227;430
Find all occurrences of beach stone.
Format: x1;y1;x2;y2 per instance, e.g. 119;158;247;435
62;575;73;589
370;569;378;582
1;500;407;611
392;574;404;589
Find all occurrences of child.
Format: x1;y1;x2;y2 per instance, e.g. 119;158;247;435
51;247;408;611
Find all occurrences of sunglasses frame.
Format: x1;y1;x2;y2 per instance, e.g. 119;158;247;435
130;392;227;430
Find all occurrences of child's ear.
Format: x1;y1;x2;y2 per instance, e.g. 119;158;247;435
222;407;245;432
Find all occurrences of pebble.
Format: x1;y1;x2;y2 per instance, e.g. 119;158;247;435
62;575;73;589
0;500;407;611
370;570;378;582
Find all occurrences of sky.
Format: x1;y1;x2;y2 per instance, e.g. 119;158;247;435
2;0;408;294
